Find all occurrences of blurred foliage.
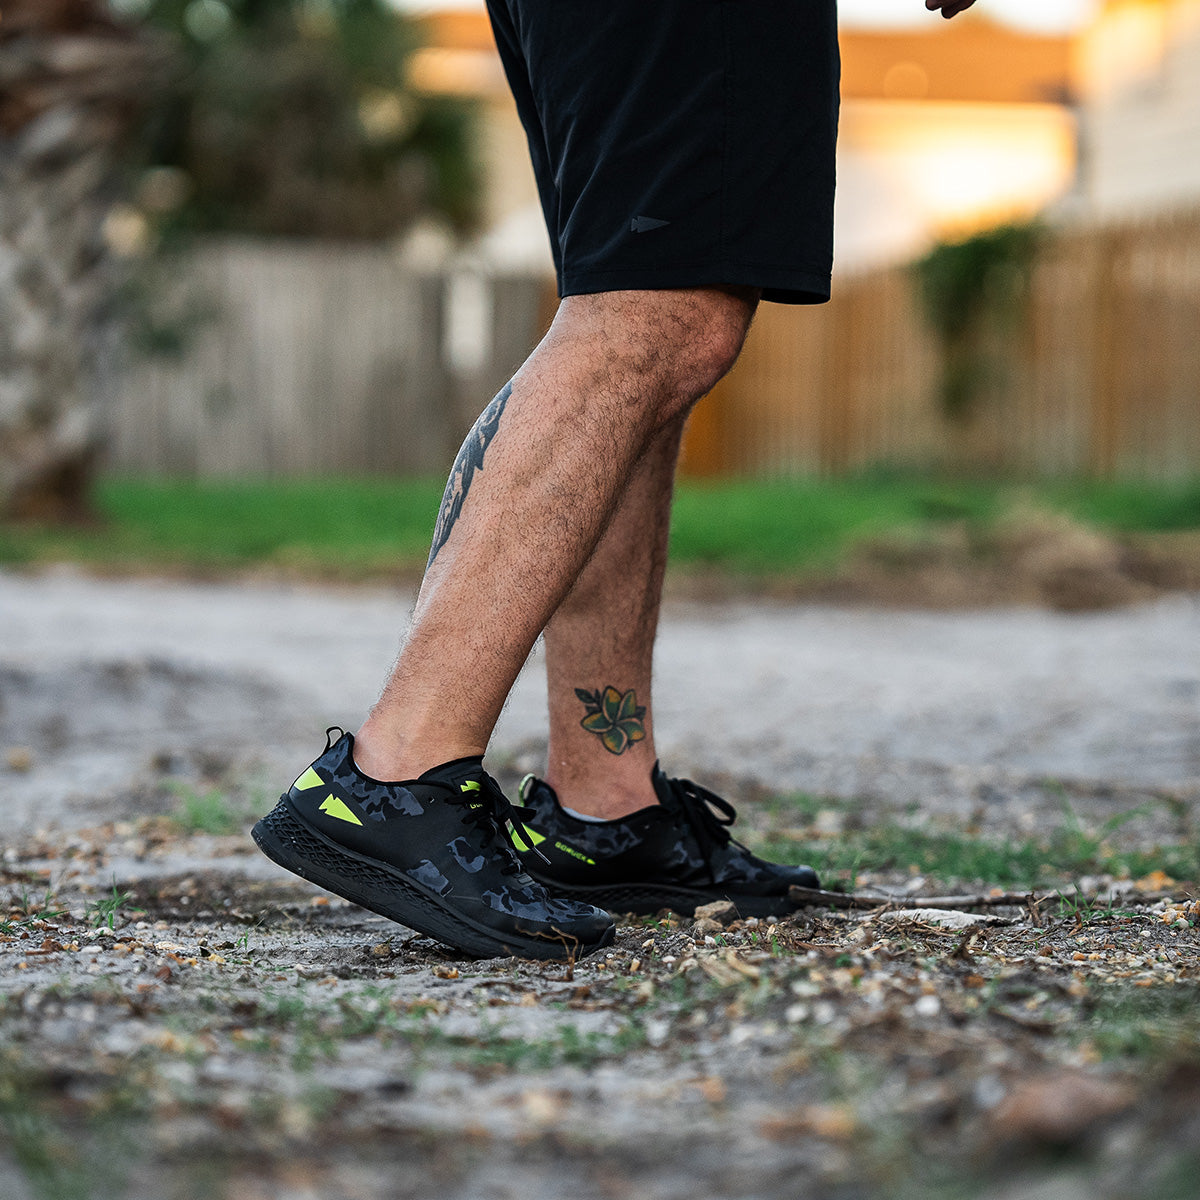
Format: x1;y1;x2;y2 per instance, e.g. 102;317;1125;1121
913;223;1042;420
106;0;481;238
915;223;1041;342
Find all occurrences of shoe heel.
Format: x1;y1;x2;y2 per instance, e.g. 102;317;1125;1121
251;797;305;874
250;797;357;893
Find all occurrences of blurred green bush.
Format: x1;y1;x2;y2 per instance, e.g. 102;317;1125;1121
110;0;480;238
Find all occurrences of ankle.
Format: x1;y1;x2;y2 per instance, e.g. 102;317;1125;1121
546;772;658;821
353;721;483;783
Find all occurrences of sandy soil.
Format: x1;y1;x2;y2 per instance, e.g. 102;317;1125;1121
1;569;1198;1200
3;568;1199;837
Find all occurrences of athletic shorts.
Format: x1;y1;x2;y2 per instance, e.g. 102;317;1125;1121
485;0;840;305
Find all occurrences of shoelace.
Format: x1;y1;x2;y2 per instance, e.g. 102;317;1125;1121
665;776;749;864
447;771;550;875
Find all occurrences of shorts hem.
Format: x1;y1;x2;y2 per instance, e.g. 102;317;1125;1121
559;264;831;306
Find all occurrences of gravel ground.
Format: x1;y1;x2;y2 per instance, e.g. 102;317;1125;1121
1;568;1198;1200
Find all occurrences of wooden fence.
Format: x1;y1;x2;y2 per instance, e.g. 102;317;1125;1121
112;214;1200;481
682;208;1200;480
110;240;546;477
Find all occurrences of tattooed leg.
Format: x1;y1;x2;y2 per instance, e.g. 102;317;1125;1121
541;417;684;818
354;287;756;783
427;382;510;569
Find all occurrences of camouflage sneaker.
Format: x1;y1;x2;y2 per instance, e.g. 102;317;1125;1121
510;765;820;918
252;729;615;960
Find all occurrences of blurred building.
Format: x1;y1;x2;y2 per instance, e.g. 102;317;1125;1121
1074;0;1200;217
835;19;1075;265
407;11;1077;273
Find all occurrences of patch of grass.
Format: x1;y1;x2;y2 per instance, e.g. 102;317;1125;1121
255;987;418;1067
0;1055;142;1200
445;1020;649;1072
756;794;1200;890
84;881;135;931
671;473;1200;573
246;985;648;1074
1083;985;1200;1062
167;782;255;836
0;889;69;933
761;790;829;825
231;922;262;957
3;473;1200;579
757;820;1047;887
1052;890;1123;926
0;476;443;576
667;475;1002;573
1047;478;1200;533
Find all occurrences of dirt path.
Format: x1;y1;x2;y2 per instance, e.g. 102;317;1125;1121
1;569;1198;1200
3;569;1200;835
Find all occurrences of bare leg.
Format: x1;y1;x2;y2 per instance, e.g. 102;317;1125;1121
542;416;684;817
355;287;756;781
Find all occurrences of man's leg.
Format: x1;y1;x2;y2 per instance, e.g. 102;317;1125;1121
541;414;684;819
355;285;757;782
511;312;824;915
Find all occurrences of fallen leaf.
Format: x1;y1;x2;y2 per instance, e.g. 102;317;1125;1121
1135;870;1176;892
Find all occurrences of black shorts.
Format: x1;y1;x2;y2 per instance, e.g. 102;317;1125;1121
485;0;840;305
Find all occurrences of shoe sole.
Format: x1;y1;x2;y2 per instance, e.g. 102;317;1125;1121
252;797;614;961
523;874;808;919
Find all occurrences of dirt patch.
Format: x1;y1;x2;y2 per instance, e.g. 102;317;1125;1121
1;815;1197;1200
669;517;1200;611
6;570;1200;846
3;569;1199;1196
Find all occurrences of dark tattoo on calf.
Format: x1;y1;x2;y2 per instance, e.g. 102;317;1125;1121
576;686;647;755
426;381;512;568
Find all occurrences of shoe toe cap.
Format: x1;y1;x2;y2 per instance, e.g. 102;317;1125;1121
547;898;616;944
777;862;820;891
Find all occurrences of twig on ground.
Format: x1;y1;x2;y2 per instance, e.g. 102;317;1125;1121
520;926;580;981
786;885;1181;913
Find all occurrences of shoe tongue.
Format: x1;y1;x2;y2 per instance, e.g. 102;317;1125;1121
649;762;678;808
417;755;487;794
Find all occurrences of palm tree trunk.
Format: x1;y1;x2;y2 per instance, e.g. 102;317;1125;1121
0;1;155;519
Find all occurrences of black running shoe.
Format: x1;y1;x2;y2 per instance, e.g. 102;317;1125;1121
252;730;614;960
510;765;820;918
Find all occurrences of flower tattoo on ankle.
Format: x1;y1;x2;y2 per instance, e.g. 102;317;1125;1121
576;686;647;755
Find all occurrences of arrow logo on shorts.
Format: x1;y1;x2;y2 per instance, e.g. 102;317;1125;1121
630;215;671;233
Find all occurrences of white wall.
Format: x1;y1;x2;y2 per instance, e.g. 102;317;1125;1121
1078;0;1200;216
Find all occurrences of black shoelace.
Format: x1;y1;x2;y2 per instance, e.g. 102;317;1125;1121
665;777;748;864
447;771;550;875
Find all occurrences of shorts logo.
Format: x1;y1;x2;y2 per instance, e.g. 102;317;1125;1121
630;215;670;234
